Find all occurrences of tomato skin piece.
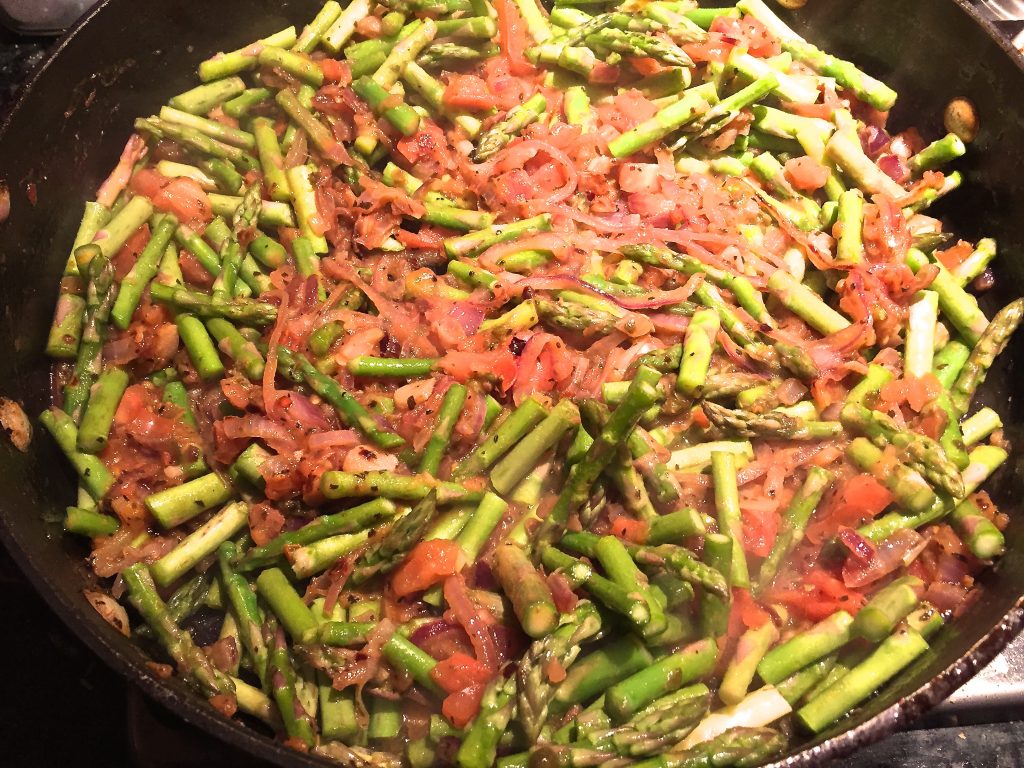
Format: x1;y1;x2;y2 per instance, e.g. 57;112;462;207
618;162;661;194
431;651;493;694
318;58;350;85
492;0;535;76
391;539;466;597
878;373;942;414
610;516;649;544
129;168;213;231
785;156;830;192
727;587;771;639
629;57;670;77
431;651;492;727
442;74;496;112
441;683;487;728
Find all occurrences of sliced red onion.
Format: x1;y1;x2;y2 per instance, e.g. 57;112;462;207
878;153;910;184
861;124;891;158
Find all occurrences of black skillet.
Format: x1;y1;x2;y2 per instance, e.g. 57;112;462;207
0;0;1023;765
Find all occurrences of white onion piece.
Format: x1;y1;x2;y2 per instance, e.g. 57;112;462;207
0;397;31;452
681;686;792;749
84;590;130;637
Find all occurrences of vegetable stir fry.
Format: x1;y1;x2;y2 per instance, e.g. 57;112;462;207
43;0;1019;764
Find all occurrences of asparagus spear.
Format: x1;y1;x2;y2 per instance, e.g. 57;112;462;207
635;726;786;768
537;366;664;543
419;382;467;476
149;283;277;325
677;309;720;397
517;601;603;741
123;563;235;698
349;492;439;584
950;299;1024;415
704;401;842;441
604;638;717;721
560;532;728;598
457;674;517;768
712;451;748;589
796;628;929;733
757;610;855;685
454;397;548;478
63;248;117;420
216;547;266;677
949;497;1005;560
552;635;655;711
756;467;834;593
840;403;964;498
494;543;559;638
853;576;923;642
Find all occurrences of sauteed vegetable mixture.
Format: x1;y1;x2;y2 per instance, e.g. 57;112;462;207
42;0;1021;764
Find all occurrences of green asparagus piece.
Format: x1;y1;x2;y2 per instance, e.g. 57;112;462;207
455;397;548;479
796;628;929;733
758;610;855;685
757;467;834;592
457;674;517;768
712;451;748;589
517;601;603;741
492;399;580;495
123;563;235;697
719;621;779;706
841;403;964;498
605;638;716;721
473;94;547;162
75;367;130;454
853;576;923;642
494;543;559;638
350;492;439;584
553;635;654;711
419;383;468;476
950;299;1024;415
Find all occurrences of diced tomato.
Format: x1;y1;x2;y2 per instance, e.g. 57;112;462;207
588;62;621;85
430;651;493;694
318;58;350;85
431;651;492;727
823;474;893;529
129;168;213;231
545;658;567;684
618;163;661;194
443;74;496;112
441;683;487;728
690;405;710;430
741;504;778;558
769;562;869;620
936;240;974;271
628;57;671;77
735;16;782;58
727;588;771;640
439;348;518;392
391;539;466;597
877;373;942;413
810;377;848;412
610;515;649;544
785;156;830;192
112;224;151;280
683;38;733;64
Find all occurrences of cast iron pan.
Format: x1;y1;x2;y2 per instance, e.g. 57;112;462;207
0;0;1023;765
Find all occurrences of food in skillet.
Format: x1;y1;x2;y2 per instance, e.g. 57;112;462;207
41;0;1020;764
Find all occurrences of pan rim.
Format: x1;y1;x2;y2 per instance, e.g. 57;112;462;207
0;1;1021;767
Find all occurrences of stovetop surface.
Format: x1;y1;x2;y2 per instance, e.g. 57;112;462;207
3;3;1024;766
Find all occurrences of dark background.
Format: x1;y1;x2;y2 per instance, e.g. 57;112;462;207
3;3;1024;767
